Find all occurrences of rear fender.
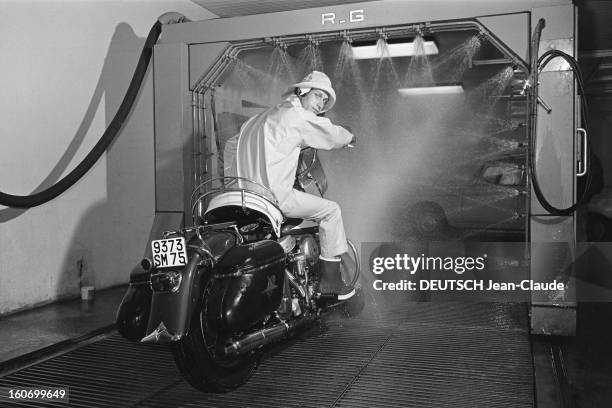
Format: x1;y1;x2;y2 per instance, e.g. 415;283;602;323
142;231;236;343
143;250;206;342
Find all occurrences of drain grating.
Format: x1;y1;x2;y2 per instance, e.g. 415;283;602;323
0;302;533;408
335;323;533;408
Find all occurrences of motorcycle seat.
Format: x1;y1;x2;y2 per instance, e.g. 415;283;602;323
204;190;283;237
280;218;302;236
282;217;303;227
279;218;318;236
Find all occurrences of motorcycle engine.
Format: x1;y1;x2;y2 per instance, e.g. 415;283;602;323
277;235;297;254
277;234;320;316
298;236;319;265
277;235;319;265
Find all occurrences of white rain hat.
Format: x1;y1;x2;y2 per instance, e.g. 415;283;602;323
283;71;337;112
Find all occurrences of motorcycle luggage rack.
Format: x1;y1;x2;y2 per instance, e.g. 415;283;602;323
190;176;283;223
162;222;243;263
162;221;238;239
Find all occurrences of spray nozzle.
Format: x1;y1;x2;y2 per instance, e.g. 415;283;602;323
520;79;531;95
376;28;388;41
341;30;352;44
266;37;288;50
412;24;423;37
306;35;320;46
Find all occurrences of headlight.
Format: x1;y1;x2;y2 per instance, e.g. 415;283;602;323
150;270;183;293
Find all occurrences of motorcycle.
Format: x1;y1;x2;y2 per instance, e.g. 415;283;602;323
116;147;364;392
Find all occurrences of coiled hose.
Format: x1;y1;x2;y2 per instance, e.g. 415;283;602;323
529;19;593;216
0;13;188;208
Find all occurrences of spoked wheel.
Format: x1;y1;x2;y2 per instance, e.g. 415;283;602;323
172;279;259;392
339;239;360;287
339;240;365;317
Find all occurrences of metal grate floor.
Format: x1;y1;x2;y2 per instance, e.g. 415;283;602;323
0;302;533;407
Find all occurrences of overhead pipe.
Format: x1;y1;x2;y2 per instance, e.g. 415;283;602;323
192;92;200;221
194;19;528;92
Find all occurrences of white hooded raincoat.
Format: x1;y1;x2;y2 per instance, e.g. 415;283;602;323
224;95;352;257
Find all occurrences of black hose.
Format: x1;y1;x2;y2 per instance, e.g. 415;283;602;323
0;21;162;208
529;37;591;216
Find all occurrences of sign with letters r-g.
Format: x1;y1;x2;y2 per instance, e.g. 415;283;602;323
321;9;365;25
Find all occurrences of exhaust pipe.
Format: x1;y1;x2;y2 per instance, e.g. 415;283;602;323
224;314;316;357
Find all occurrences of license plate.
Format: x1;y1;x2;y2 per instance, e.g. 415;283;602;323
151;237;188;268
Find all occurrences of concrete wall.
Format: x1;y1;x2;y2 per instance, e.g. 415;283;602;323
0;0;214;315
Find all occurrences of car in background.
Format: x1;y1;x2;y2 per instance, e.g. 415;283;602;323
407;151;527;240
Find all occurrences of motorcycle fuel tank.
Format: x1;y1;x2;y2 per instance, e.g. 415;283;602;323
207;240;285;334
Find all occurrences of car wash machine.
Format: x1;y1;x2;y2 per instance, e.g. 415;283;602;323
146;0;585;336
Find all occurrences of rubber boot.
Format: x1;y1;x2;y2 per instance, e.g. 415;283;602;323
339;252;357;286
318;257;343;294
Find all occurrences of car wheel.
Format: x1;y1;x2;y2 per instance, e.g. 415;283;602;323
408;201;449;239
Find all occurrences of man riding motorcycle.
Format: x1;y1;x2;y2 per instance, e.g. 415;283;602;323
223;70;355;294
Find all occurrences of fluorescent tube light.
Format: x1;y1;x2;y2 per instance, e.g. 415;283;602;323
351;40;439;59
398;85;464;96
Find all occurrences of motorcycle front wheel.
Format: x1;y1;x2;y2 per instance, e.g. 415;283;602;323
172;279;259;392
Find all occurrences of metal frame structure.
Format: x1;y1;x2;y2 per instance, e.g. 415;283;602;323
148;0;578;335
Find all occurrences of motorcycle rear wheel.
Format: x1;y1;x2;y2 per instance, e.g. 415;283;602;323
172;279;259;392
